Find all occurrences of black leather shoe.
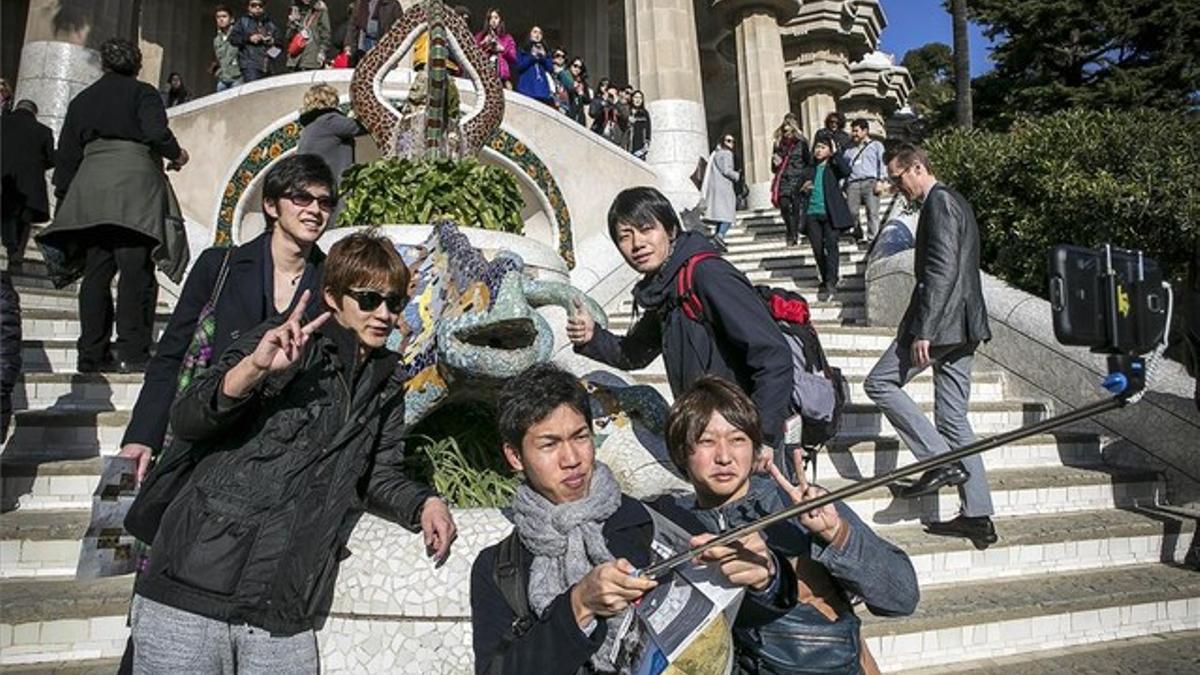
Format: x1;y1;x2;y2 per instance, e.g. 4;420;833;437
898;463;969;498
925;515;999;548
118;359;149;374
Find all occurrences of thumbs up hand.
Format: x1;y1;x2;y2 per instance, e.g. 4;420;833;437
565;296;595;346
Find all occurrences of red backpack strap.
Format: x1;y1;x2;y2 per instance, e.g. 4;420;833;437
676;252;720;322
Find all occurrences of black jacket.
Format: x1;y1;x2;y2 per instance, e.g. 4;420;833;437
122;234;325;452
773;137;811;199
52;72;182;200
799;154;853;231
813;128;852;155
0;272;19;437
470;495;799;675
134;317;433;635
1;109;55;222
228;13;282;74
577;231;793;446
900;183;992;346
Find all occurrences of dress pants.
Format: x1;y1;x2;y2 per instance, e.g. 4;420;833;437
863;339;995;518
77;226;158;366
805;213;839;288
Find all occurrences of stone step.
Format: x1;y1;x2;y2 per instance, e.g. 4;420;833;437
837;399;1051;438
900;628;1200;674
19;341;144;374
831;465;1163;528
2;408;126;471
605;302;866;329
724;251;871;274
861;563;1200;672
620;348;995;381
0;510;90;579
821;431;1101;476
0;457;107;512
0;576;131;666
11;373;144;412
20;308;172;342
629;370;1008;407
8;286;173;313
882;508;1195;588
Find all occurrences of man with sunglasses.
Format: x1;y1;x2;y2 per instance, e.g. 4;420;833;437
129;230;456;671
863;143;996;548
229;0;281;83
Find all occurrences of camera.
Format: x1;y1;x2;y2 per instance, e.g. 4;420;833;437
1048;244;1171;356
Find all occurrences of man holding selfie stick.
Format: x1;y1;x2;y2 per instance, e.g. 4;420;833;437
863;144;997;547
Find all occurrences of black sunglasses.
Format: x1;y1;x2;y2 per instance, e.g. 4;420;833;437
285;191;337;212
347;288;406;313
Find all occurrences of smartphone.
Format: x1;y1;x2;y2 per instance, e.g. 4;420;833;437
1048;244;1168;354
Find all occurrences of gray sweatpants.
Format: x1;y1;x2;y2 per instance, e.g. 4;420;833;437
863;339;995;518
130;594;319;674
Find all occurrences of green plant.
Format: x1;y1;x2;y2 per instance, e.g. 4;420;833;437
336;156;525;233
403;403;519;508
926;108;1199;296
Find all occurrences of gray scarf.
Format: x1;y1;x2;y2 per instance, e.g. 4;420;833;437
512;461;629;672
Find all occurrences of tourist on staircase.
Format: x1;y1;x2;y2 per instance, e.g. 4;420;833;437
38;38;190;375
701;133;741;251
798;139;853;299
863;143;997;548
475;8;517;90
813;111;851;156
117;154;334;482
229;0;281;83
286;0;332;73
471;363;797;674
564;57;592;126
589;83;628;148
127;231;455;671
351;0;402;60
515;26;557;108
666;376;918;674
1;99;55;273
770;113;811;247
565;186;795;475
626;90;651;160
159;72;190;108
211;5;243;92
843;119;887;244
297;83;367;190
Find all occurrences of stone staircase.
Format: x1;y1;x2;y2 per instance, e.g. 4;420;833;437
601;209;1200;672
1;213;1198;672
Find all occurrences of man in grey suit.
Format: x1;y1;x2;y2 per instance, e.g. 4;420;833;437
863;143;997;547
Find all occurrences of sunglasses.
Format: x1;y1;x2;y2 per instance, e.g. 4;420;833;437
887;165;913;186
285;191;337;212
347;288;406;313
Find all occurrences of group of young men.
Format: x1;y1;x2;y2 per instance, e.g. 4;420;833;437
122;134;992;672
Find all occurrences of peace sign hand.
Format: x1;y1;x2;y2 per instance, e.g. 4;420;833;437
250;290;331;373
766;448;845;544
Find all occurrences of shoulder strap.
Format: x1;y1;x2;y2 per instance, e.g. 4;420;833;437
491;531;534;639
208;247;235;308
675;252;720;322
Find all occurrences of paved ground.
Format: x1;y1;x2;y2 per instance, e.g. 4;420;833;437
904;629;1200;674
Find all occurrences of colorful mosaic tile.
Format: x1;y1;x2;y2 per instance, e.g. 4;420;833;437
214;111;575;268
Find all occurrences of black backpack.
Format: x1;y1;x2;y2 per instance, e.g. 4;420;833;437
485;532;534;675
675;253;849;450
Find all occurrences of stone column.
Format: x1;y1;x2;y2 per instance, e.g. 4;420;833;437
782;0;883;141
14;0;103;136
714;0;799;210
840;51;897;137
625;0;707;208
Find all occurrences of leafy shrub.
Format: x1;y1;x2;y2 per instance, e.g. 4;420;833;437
403;403;518;508
926;109;1199;295
336;156;525;233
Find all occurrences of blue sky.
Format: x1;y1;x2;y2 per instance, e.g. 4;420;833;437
877;0;996;76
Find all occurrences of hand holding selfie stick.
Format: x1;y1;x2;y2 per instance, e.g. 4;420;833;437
640;245;1173;580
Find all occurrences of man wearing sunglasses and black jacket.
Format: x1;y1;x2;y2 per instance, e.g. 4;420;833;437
127;231;456;671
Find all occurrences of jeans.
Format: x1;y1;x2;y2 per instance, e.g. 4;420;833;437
215;78;242;92
713;221;732;240
76;226;157;366
805;213;839;288
845;180;881;240
863;340;995;518
130;595;319;674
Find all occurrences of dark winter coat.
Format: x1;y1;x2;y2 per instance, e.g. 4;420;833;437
772;137;810;199
228;13;282;75
121;234;325;453
135;317;435;635
799;154;854;231
514;48;556;104
298;108;366;185
576;231;793;447
813;128;852;155
681;479;919;673
627;106;651;156
0;271;19;439
900;183;992;347
470;494;799;675
352;0;402;43
1;108;55;223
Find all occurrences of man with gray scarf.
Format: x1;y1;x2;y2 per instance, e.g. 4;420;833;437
470;363;798;674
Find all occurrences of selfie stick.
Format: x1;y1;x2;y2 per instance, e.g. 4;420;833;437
639;352;1157;579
